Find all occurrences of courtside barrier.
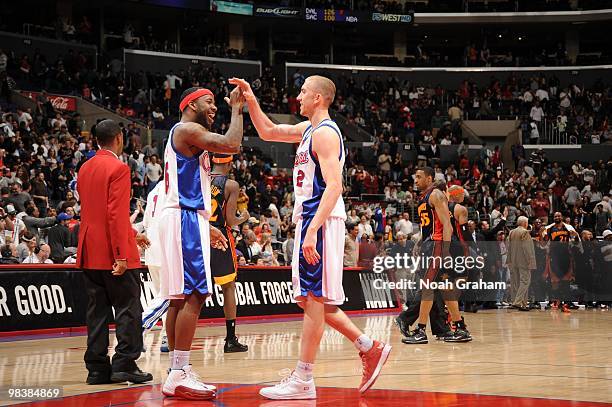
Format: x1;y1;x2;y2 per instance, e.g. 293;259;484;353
0;265;401;335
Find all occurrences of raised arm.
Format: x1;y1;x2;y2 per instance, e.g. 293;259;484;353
224;179;249;228
176;86;244;154
300;127;344;264
229;78;307;143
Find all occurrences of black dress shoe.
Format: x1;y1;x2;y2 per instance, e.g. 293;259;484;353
111;368;153;383
86;371;112;385
518;306;530;312
224;336;248;353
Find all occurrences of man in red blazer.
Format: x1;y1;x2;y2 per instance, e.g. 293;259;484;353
77;119;152;385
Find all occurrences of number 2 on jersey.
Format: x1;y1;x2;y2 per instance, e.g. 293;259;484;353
296;169;305;187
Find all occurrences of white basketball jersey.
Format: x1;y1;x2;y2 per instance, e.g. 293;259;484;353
292;119;346;223
143;181;166;266
162;122;212;217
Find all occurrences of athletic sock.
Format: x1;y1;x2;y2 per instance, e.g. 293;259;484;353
417;323;427;330
354;334;374;353
295;360;314;381
168;351;174;370
226;319;236;340
172;350;190;370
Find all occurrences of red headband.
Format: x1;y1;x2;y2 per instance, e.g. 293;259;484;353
212;155;233;164
179;88;214;112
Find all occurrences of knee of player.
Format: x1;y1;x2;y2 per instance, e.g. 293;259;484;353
221;280;236;291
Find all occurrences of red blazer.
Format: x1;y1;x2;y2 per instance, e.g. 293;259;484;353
76;150;140;270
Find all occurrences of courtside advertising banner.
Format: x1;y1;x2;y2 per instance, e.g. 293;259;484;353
0;267;398;333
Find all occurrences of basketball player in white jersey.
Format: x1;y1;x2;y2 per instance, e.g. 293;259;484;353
160;86;244;401
140;180;170;352
230;76;392;399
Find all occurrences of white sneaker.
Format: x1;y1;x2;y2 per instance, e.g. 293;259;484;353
162;365;216;400
259;371;316;400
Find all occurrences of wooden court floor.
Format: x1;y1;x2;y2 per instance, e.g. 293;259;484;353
1;309;611;406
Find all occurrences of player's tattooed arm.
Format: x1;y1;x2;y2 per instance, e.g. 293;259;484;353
180;87;244;154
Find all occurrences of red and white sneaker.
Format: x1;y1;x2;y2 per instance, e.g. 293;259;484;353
259;370;316;400
162;365;216;400
359;340;392;393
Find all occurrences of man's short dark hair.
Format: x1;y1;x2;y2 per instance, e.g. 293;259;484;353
25;206;36;216
95;119;121;146
418;166;435;179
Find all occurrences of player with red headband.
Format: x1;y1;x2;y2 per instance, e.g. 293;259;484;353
160;85;244;400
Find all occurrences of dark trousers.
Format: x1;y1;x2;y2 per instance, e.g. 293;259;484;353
83;269;143;374
400;289;448;336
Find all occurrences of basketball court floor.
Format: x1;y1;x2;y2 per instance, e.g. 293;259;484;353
1;309;611;406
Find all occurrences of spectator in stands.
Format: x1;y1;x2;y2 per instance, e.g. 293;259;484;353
378;148;392;178
531;191;550;223
17;232;37;262
236;230;259;264
394;212;413;238
282;228;294;266
564;183;581;207
259;233;276;265
5;204;24;245
145;154;162;195
0;243;19;264
358;215;374;241
8;182;32;213
594;203;611;236
22;243;53;264
64;206;80;233
22;205;57;238
47;212;76;263
344;223;360;267
357;233;378;269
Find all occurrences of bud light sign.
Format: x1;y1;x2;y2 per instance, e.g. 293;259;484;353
255;5;302;18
